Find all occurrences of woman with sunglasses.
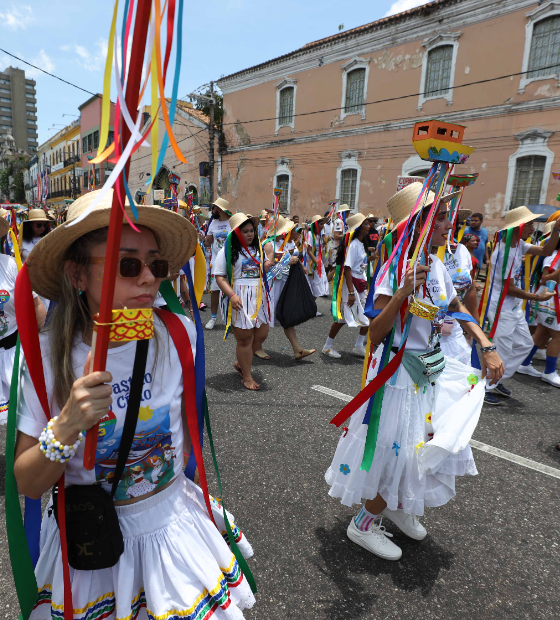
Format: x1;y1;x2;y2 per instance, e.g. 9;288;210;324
20;208;51;261
214;213;272;390
13;190;256;619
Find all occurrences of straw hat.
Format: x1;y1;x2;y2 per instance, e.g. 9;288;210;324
500;206;542;232
212;197;232;216
27;208;50;222
346;213;367;230
260;209;268;219
267;215;294;237
228;212;251;232
337;204;351;213
456;208;472;222
546;209;560;223
0;212;9;237
26;188;198;302
309;214;327;225
387;182;460;227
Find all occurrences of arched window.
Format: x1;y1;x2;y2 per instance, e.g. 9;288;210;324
424;45;453;98
527;15;560;79
344;68;366;115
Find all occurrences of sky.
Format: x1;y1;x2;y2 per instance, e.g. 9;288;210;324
0;0;430;146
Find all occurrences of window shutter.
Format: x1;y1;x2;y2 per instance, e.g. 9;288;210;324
276;174;290;212
344;69;366;114
511;155;546;208
279;87;294;126
527;16;560;79
424;45;453;97
340;169;358;210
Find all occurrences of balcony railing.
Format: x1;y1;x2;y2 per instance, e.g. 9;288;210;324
63;154;81;168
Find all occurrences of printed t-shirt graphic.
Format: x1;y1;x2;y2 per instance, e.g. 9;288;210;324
241;249;261;279
443;244;472;303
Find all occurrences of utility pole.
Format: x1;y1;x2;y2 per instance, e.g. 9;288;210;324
208;81;215;203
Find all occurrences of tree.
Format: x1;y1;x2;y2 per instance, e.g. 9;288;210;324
192;87;224;126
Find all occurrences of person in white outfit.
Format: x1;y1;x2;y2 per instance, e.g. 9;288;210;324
322;213;375;359
483;207;559;405
325;183;504;561
306;215;329;308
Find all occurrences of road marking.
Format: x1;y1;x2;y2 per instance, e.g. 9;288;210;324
311;384;560;481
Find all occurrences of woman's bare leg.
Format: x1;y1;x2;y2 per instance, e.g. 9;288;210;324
232;326;258;389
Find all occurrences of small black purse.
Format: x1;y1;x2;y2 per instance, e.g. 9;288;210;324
52;339;149;571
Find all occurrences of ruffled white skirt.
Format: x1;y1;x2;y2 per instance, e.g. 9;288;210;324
220;279;271;330
336;281;368;328
0;342;16;425
31;476;256;620
307;269;329;297
325;348;484;516
536;285;560;331
269;270;289;328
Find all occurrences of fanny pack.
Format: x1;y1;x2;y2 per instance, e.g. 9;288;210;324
52;339;149;570
352;277;367;293
401;345;446;387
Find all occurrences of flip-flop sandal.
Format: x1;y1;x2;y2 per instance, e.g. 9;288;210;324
295;348;316;361
233;362;243;377
241;378;260;391
253;350;271;360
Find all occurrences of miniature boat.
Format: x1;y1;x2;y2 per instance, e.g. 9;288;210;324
447;172;479;187
412;119;475;164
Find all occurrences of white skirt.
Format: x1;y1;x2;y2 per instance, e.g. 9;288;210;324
0;342;16;425
307;269;329;297
336;281;368;328
440;321;472;365
220;280;271;330
269;272;288;328
31;476;256;620
536;285;560;331
325;349;484;516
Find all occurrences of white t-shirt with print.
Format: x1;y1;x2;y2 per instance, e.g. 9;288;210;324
0;254;20;339
344;238;367;280
207;219;231;270
488;239;530;314
374;255;457;350
17;314;196;502
213;246;262;284
443;244;472;303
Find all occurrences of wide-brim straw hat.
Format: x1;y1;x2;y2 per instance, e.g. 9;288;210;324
500;206;542;232
27;188;198;302
0;212;9;237
228;212;251;232
542;222;554;235
27;208;50;222
347;213;367;230
212;197;232;216
387;182;460;227
457;208;472;221
337;204;351;213
309;214;327;225
267;215;294;237
260;209;269;218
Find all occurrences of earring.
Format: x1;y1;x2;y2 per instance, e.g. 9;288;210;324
77;287;82;295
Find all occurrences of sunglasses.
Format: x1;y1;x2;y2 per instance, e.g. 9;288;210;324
32;222;47;228
88;256;170;279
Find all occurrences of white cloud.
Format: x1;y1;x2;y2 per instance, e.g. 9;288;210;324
384;0;431;17
62;38;108;72
0;5;34;30
0;49;54;79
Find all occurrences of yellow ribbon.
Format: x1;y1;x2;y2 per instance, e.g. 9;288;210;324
193;244;206;306
457;221;467;243
361;333;371;390
9;230;22;270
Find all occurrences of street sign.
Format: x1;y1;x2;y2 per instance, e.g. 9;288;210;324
396;176;425;191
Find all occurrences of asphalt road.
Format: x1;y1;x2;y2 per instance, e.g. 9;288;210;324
1;294;559;619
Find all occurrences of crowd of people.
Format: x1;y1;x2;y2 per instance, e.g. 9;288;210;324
3;181;560;618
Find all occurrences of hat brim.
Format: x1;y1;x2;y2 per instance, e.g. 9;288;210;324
500;212;542;232
27;205;197;302
0;217;9;238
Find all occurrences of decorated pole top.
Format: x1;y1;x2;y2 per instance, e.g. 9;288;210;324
412;119;475;164
447;172;480;187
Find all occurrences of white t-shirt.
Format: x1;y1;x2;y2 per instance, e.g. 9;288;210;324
21;237;41;261
344;238;368;280
207;219;231;268
0;254;20;339
443;244;472;303
374;255;457;350
213;246;262;284
489;239;530;313
543;249;558;272
17;314;196;502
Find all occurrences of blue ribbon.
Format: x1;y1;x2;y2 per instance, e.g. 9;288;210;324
23;497;41;568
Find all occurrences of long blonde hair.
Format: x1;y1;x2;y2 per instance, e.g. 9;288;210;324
47;226;166;409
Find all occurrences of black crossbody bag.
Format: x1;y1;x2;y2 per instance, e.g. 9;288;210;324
52;339;149;571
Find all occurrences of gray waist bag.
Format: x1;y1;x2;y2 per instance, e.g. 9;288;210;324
401;346;446;387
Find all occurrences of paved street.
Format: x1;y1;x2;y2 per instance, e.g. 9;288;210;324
1;294;559;619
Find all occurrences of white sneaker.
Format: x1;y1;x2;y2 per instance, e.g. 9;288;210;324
346;516;402;560
205;317;216;330
316;311;322;317
542;371;560;388
352;345;367;357
534;349;547;361
382;507;427;541
516;364;542;378
322;345;341;359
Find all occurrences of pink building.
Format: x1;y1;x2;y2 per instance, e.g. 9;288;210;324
217;0;560;228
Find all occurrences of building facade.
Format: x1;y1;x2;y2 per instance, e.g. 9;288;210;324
217;0;560;228
45;119;82;207
128;100;209;205
78;94;116;194
0;66;38;154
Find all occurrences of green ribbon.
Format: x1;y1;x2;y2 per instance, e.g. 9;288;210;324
488;227;513;338
158;282;257;593
5;339;38;620
331;264;342;321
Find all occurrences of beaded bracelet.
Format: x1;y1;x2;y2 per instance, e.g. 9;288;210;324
480;345;497;353
39;416;83;463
